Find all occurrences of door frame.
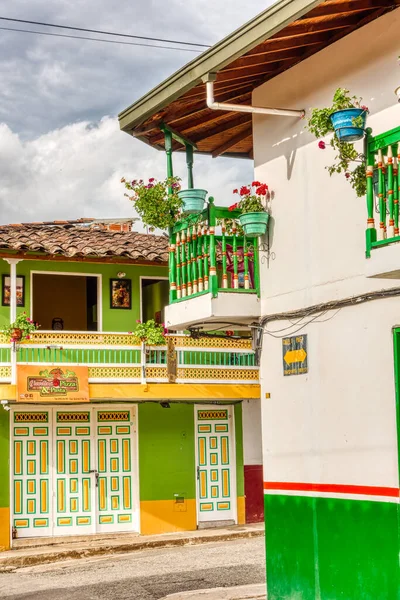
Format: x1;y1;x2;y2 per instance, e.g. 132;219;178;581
139;276;169;323
30;270;103;332
10;403;140;542
194;404;238;525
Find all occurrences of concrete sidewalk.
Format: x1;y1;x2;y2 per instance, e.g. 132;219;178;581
0;522;264;570
162;583;266;600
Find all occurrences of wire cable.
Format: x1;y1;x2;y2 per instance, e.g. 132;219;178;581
0;16;210;48
0;26;203;53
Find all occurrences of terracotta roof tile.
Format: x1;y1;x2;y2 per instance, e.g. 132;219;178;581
0;223;168;263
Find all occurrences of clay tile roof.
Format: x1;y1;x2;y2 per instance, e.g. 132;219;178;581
0;222;169;263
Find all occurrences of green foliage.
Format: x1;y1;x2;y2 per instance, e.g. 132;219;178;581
122;176;183;231
307;88;367;198
3;312;40;341
307;87;362;137
132;319;166;346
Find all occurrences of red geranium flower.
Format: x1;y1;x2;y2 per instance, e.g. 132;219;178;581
256;184;268;195
240;186;250;196
318;141;326;150
228;203;239;211
252;181;261;187
233;189;238;194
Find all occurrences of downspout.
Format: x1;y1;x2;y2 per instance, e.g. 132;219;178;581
204;74;305;119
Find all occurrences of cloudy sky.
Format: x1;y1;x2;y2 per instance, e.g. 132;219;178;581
0;0;268;226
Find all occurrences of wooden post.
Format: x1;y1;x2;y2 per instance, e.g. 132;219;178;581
378;150;387;240
186;144;194;189
208;197;218;297
221;220;228;289
169;229;177;303
387;145;395;238
365;164;377;257
4;258;22;384
197;223;204;292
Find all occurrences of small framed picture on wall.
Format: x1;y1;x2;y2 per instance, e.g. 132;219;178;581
110;278;132;310
2;274;25;307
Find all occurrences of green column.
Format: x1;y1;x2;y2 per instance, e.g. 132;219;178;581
186;144;194;189
169;229;177;303
221;220;228;289
208;197;218;297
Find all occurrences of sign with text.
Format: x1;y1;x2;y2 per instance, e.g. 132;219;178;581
282;335;308;376
17;366;89;402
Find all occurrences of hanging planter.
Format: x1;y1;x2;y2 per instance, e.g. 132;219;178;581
239;212;269;237
178;189;208;214
330;108;367;142
229;182;270;238
307;88;369;197
2;313;40;344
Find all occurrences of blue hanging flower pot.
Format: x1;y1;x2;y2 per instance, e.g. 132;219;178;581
330;108;367;142
239;212;269;237
178;189;208;214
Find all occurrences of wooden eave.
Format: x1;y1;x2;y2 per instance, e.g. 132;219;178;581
119;0;400;158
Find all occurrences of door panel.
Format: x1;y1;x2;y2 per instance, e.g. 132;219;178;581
95;409;136;532
12;410;52;538
53;409;95;535
195;406;236;523
11;405;138;540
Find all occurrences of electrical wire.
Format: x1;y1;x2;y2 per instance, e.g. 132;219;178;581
0;26;203;53
0;16;210;48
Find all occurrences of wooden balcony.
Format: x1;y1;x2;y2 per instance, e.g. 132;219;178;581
166;199;261;330
0;332;259;385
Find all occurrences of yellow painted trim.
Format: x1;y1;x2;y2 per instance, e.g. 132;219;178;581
2;382;260;402
140;499;197;535
237;496;245;525
83;479;89;511
0;385;15;400
89;383;260;401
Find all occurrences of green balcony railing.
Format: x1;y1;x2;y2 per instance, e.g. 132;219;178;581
169;198;260;303
365;126;400;257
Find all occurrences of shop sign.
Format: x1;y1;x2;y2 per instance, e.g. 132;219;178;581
17;366;89;402
282;335;308;376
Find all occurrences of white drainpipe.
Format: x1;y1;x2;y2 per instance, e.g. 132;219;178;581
205;77;305;119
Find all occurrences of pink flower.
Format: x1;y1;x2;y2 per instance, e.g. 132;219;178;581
131;180;137;186
136;319;141;323
345;172;350;179
128;331;132;334
26;335;30;340
360;105;369;113
149;177;155;182
318;141;326;150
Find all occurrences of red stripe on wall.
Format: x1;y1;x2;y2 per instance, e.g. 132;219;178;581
264;481;400;498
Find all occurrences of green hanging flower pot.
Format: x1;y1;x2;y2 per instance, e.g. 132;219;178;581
239;212;269;237
178;189;208;214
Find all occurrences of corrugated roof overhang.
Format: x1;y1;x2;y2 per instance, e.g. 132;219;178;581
118;0;400;158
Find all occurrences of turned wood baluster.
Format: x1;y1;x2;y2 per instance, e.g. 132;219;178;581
387;145;395;239
221;219;228;289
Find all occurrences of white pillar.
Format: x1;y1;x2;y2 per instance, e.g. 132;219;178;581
4;258;22;385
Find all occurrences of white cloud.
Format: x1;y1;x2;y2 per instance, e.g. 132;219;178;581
0;118;252;226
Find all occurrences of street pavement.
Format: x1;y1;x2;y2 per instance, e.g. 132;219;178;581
0;536;265;600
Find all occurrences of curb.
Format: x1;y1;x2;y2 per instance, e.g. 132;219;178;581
0;528;264;569
162;583;266;600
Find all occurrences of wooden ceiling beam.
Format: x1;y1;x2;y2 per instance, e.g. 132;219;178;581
216;67;274;83
149;101;253;145
182;81;254;101
245;31;332;56
221;50;303;71
280;12;371;36
306;0;390;18
190;114;252;142
212;125;253;158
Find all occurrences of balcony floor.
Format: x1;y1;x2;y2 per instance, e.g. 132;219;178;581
165;291;260;331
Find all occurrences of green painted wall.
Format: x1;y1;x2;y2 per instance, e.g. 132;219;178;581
0;409;9;508
138;403;196;501
0;259;167;332
138;403;245;502
264;494;399;600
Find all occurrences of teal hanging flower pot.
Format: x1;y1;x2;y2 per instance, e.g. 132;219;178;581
330;108;367;142
178;189;208;214
239;212;269;237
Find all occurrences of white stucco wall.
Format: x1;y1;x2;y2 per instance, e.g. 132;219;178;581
253;8;400;315
252;9;400;489
242;399;262;465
